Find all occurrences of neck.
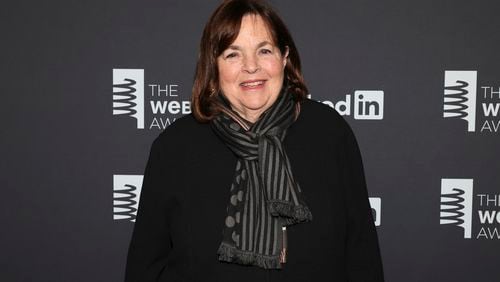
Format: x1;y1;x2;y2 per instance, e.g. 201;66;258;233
231;107;265;124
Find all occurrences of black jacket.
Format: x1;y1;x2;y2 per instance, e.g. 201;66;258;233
125;99;384;282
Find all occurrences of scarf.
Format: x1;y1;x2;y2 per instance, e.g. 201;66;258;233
211;85;313;269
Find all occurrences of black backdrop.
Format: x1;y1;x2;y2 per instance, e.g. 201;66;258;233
2;0;500;281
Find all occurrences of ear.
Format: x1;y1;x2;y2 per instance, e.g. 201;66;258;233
282;46;289;68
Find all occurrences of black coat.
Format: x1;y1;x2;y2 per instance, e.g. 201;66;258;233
125;99;384;282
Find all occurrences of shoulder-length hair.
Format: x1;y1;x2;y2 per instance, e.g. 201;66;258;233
191;0;308;122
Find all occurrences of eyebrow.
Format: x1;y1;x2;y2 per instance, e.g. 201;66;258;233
226;41;273;51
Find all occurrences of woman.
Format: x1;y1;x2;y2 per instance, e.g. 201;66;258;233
125;0;384;281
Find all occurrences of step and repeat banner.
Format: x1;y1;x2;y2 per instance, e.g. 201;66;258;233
3;0;499;281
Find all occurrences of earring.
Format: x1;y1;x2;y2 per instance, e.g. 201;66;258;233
209;88;217;97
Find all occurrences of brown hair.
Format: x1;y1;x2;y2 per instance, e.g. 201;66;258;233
191;0;308;122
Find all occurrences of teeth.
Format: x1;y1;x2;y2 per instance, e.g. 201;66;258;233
241;81;264;87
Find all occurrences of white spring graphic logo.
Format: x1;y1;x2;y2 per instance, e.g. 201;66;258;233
440;178;473;238
443;71;477;132
113;69;145;129
369;197;381;226
113;175;143;222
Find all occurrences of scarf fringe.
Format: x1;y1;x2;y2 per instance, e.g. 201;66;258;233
268;200;313;224
217;242;283;269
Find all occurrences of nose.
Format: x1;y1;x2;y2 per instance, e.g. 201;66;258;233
242;54;260;73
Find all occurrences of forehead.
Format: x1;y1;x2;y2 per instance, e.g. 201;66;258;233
232;14;274;45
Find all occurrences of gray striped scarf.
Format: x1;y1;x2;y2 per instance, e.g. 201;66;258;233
211;87;313;269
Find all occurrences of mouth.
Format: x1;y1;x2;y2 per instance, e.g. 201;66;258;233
240;79;266;89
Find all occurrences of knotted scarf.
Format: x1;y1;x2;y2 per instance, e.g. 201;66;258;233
211;85;313;269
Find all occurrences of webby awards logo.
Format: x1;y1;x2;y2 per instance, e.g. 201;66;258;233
112;68;191;130
113;174;143;222
443;70;500;133
440;178;500;239
369;197;382;227
308;90;384;120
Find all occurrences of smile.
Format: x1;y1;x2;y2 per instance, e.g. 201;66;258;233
240;80;266;89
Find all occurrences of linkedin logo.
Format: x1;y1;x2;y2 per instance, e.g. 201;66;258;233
353;91;384;120
309;90;384;120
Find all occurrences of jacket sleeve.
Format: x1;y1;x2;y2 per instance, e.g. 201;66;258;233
124;135;175;282
340;121;384;282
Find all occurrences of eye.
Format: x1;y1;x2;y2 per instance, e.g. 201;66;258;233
259;48;272;55
224;52;239;59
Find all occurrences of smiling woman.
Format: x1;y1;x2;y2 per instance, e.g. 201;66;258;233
191;0;308;124
124;0;384;281
217;14;288;122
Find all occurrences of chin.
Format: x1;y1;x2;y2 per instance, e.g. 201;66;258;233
241;99;270;111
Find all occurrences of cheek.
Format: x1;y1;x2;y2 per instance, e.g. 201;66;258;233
263;58;286;77
218;62;240;86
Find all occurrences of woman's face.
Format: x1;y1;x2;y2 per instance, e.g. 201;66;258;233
217;14;288;122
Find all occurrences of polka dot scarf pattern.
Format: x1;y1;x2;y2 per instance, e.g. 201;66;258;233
211;87;313;269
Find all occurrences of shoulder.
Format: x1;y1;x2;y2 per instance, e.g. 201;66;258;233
155;114;209;143
150;114;211;154
298;98;353;138
297;99;365;166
